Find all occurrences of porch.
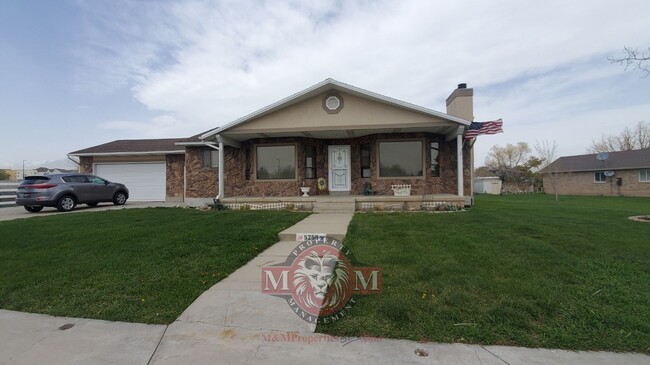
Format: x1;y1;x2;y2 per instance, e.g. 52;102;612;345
220;194;465;213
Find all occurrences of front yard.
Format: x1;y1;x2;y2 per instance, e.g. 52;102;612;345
317;194;650;353
1;195;649;353
0;208;308;324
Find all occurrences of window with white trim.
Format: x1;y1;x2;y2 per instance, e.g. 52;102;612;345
594;171;606;183
640;169;650;182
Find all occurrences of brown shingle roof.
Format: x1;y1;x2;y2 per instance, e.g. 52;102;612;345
69;138;186;155
541;148;650;173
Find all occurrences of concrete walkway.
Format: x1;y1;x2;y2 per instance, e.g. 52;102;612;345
1;212;649;364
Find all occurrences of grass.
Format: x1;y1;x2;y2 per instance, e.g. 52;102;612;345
0;208;308;324
317;194;650;353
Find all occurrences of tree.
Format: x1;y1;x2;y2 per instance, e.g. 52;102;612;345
609;46;650;77
587;121;650;153
535;140;559;200
485;142;535;192
0;170;10;181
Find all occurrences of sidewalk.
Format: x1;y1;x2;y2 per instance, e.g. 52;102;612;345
1;213;649;365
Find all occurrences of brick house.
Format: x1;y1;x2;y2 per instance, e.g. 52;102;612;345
540;148;650;197
70;79;478;207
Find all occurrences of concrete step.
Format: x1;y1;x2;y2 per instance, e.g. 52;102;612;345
312;200;355;214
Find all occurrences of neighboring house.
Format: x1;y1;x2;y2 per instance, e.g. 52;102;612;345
540;148;650;197
15;169;38;181
474;176;502;195
70;79;477;206
35;167;76;175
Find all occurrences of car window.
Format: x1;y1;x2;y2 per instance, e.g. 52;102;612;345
88;176;107;185
63;175;90;183
21;176;50;185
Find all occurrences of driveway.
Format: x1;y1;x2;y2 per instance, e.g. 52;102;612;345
0;201;183;222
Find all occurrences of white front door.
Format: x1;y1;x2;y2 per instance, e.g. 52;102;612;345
328;145;351;192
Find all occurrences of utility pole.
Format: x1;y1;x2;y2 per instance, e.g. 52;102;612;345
22;160;26;181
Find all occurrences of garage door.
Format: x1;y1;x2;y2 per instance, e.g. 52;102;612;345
95;163;166;201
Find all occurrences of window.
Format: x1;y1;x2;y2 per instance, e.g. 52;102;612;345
640;169;650;182
88;176;107;185
305;145;316;179
594;171;606;183
430;142;440;177
62;175;88;183
360;144;371;178
256;145;296;180
203;149;219;168
378;141;423;177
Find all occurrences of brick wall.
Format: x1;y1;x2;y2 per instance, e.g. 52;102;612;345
544;169;650;197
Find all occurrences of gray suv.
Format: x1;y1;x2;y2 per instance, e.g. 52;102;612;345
16;173;129;213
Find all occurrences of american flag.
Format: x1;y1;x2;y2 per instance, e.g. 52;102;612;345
464;119;503;140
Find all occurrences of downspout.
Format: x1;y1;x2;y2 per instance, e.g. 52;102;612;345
218;141;224;200
456;126;464;197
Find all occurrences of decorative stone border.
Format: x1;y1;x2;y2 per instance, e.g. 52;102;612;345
627;215;650;222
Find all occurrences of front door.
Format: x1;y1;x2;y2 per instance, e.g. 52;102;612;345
328;145;351;192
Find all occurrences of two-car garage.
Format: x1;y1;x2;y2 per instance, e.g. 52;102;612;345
94;163;166;202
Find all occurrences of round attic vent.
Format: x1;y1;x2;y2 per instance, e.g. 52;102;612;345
322;93;344;114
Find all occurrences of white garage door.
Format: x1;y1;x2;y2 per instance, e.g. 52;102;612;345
95;163;166;201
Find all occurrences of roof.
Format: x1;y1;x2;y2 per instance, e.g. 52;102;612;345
540;148;650;173
69;138;186;156
200;78;470;139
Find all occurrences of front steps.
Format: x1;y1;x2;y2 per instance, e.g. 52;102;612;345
312;198;356;214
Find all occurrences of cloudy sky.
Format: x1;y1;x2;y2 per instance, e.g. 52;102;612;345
1;0;649;169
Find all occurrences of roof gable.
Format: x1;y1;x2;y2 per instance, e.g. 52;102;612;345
201;78;469;139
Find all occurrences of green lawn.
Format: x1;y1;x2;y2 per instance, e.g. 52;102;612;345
318;194;650;353
0;208;308;324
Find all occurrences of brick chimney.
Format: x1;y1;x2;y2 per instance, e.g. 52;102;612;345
446;83;473;121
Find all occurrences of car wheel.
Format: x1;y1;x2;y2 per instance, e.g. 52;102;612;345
24;206;43;213
57;195;76;212
113;191;127;205
87;202;99;207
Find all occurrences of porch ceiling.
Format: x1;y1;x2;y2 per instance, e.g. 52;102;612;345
219;124;460;142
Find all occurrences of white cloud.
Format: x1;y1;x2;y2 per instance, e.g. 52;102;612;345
73;0;650;163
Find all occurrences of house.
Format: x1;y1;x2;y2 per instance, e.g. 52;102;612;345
15;169;38;181
70;79;477;208
474;176;502;195
540;148;650;197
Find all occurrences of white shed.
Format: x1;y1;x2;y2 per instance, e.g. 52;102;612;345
474;177;502;195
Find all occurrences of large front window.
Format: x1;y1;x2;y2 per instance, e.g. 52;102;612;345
256;145;296;180
379;141;423;177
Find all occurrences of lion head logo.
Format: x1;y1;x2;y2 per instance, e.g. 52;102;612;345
292;250;350;311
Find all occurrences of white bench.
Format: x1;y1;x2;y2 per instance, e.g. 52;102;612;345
391;184;411;196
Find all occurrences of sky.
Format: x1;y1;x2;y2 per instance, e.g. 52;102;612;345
1;0;649;170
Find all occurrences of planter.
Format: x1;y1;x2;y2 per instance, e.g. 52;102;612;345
300;187;311;197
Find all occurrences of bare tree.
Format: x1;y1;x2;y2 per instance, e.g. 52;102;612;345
485;142;533;192
535;140;559;201
609;46;650;77
588;121;650;153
